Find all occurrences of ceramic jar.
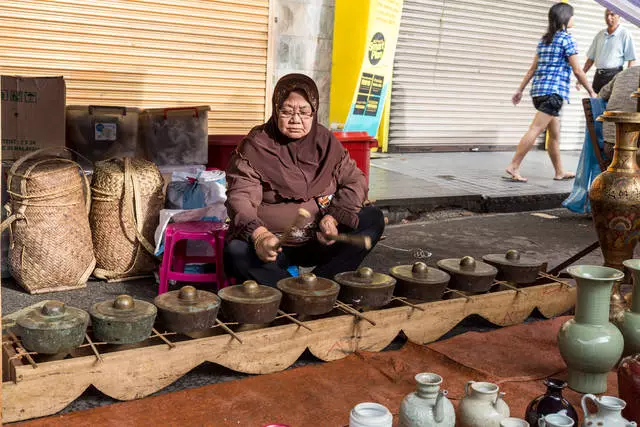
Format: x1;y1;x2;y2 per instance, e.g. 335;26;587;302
618;354;640;423
590;111;640;317
557;265;625;394
349;402;393;427
538;414;574;427
399;373;455;427
589;111;640;272
581;394;637;427
458;381;510;427
620;259;640;356
525;378;579;426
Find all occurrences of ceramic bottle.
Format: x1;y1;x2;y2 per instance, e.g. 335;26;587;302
399;373;455;427
524;378;578;426
458;381;509;427
619;259;640;356
557;265;625;394
581;394;637;427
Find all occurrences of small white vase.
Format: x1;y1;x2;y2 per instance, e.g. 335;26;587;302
349;402;393;427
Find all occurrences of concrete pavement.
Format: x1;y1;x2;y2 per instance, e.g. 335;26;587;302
369;150;581;220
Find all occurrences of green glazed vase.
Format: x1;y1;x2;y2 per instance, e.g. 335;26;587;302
558;265;625;394
620;259;640;356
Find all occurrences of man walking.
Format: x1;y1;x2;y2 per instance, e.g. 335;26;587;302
578;9;636;94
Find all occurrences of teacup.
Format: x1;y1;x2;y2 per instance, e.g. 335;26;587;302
538;413;574;427
501;417;530;427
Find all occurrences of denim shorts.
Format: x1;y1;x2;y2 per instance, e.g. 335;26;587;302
532;93;563;117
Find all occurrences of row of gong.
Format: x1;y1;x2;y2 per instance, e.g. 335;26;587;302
13;250;544;355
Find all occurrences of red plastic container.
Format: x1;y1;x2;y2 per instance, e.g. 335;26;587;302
208;132;378;183
207;134;244;171
333;131;378;184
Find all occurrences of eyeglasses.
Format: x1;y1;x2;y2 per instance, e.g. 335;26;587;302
278;108;314;119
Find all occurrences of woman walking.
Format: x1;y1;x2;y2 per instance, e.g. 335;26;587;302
506;2;597;182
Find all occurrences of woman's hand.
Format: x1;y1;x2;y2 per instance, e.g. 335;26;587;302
512;90;523;105
252;227;281;262
316;215;339;245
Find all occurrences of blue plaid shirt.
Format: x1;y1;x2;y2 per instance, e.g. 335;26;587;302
531;31;578;101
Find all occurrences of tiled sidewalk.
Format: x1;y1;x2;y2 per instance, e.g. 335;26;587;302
369;150;581;209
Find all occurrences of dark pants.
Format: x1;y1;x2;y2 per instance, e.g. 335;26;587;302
593;67;623;94
224;206;385;287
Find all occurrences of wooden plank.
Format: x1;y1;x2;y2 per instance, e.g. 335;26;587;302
2;282;575;423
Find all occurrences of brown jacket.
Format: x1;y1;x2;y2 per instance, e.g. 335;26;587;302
225;124;368;242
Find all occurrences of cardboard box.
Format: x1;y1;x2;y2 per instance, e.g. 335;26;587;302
1;76;66;161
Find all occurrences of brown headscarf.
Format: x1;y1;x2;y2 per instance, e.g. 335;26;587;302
236;74;345;201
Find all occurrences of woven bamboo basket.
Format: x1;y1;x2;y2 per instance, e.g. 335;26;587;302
90;157;164;282
1;149;95;294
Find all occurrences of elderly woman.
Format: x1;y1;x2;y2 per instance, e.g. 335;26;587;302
224;74;385;287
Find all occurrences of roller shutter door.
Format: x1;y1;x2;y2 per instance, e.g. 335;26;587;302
389;0;640;151
0;0;270;135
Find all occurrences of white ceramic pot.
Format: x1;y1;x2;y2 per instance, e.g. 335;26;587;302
538;414;574;427
459;381;510;427
581;394;637;427
500;418;529;427
349;402;393;427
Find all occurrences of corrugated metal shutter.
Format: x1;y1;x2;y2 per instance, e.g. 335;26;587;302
389;0;640;151
0;0;270;135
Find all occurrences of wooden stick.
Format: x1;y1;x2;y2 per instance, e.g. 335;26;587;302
8;331;37;369
152;328;176;349
442;288;473;301
325;234;372;249
492;280;528;296
334;301;377;326
391;297;426;312
538;272;573;288
547;241;600;276
271;208;312;250
84;333;104;363
277;310;313;331
215;319;243;344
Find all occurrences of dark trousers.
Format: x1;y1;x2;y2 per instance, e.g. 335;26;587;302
593;67;623;94
224;206;385;287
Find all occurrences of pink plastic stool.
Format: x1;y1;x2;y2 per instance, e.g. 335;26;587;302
158;221;228;295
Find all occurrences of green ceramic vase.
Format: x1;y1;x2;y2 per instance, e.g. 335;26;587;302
558;265;625;394
621;259;640;356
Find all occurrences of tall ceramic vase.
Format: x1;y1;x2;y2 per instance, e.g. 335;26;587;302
589;111;640;318
557;265;625;394
620;259;640;356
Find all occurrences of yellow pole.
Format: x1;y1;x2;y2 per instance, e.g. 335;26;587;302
377;80;392;152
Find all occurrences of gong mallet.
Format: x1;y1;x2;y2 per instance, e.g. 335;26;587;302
269;208;312;250
325;233;372;250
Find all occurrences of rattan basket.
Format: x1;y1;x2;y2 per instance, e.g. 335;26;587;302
90;157;164;281
1;148;95;294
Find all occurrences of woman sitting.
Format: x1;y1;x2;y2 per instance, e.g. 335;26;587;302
224;73;385;287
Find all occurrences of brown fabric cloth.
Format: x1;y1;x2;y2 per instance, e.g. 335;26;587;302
17;317;619;427
428;316;569;383
225;73;367;242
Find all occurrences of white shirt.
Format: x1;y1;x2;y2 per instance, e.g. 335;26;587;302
587;25;636;69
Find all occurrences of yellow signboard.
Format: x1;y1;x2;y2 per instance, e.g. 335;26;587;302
330;0;404;142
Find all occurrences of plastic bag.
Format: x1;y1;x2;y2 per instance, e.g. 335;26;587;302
165;169;226;210
154;206;227;257
563;98;607;214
